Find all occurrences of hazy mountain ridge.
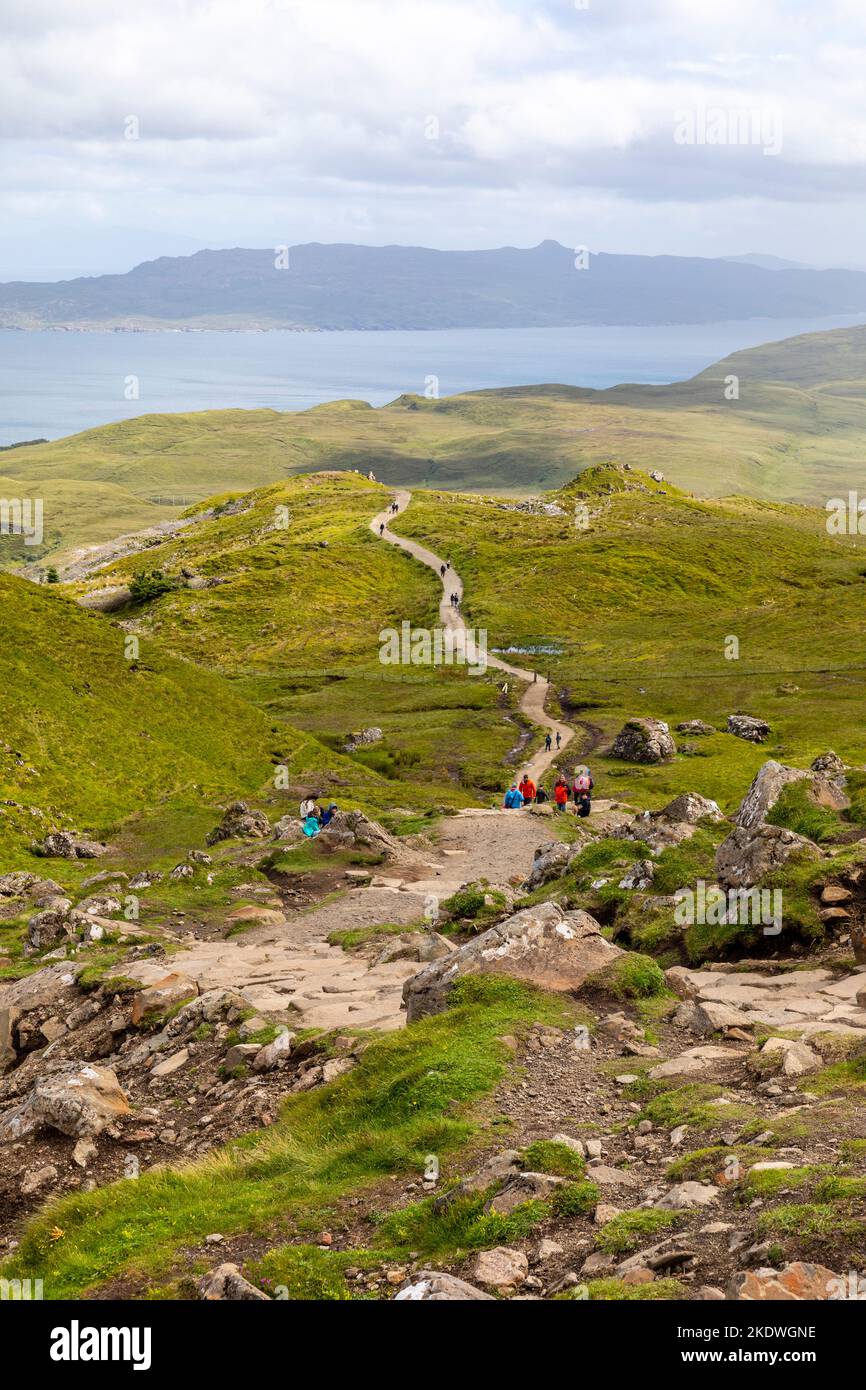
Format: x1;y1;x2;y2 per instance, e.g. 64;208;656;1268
3;242;866;330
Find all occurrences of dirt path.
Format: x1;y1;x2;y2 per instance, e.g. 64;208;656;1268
124;491;589;1034
370;492;575;785
124;809;559;1031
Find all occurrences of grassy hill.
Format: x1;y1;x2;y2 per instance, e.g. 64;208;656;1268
62;463;866;819
4;322;866;571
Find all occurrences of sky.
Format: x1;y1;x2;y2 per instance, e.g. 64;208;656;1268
1;0;864;280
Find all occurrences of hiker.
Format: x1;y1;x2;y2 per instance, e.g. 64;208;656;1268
379;522;385;536
503;782;524;809
320;802;338;827
553;776;569;813
299;793;319;818
556;731;561;749
535;785;548;805
302;811;321;837
518;771;536;805
440;564;446;578
545;733;552;752
573;766;594;818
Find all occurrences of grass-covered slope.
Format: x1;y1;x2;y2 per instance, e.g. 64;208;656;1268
390;466;866;810
68;472;529;794
0;573;285;862
6;321;866;568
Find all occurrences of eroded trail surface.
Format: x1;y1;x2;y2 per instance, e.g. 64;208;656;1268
125;809;561;1031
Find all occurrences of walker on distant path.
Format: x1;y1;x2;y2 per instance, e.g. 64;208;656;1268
370;490;576;785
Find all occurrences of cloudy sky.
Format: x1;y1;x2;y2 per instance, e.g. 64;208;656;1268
2;0;864;279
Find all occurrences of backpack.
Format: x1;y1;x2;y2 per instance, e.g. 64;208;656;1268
575;773;591;793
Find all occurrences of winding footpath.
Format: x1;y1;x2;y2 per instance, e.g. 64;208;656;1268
370;490;575;785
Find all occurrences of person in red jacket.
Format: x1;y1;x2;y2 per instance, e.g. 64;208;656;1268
553;777;569;813
518;772;536;804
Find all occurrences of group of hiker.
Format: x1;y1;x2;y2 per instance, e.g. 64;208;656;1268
504;767;594;817
299;795;338;837
449;591;459;608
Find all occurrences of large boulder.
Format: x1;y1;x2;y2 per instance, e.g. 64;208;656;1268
811;751;845;776
734;761;808;829
523;840;571;891
402;902;621;1023
716;823;820;889
199;1263;270;1301
317;809;404;860
36;830;106;860
734;759;847;832
730;1262;840;1301
0;1063;130;1141
659;792;724;824
206;801;271;845
395;1271;494;1301
611;718;676;764
271;815;305;845
26;898;87;953
727;714;770;744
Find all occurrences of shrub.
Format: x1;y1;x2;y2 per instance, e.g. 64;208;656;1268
129;568;178;605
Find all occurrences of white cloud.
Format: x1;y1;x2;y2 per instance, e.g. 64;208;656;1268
0;0;864;276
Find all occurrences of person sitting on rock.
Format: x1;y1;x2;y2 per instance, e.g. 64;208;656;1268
573;767;593;818
535;785;548;805
302;811;321;837
503;783;524;809
300;793;319;818
320;802;338;827
518;772;536;804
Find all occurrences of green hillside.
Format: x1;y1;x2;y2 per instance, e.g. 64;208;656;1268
66;463;866;817
5;321;866;569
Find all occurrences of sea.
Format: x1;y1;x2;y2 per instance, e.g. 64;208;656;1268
1;313;864;446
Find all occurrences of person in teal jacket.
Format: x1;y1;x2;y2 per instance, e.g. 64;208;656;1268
503;783;524;809
302;813;321;836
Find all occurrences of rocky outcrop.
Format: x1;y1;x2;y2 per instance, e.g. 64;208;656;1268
0;1063;130;1141
675;720;715;736
199;1263;271;1301
611;718;676;764
402;902;621;1023
343;727;383;752
659;792;724;824
734;759;847;831
730;1262;840;1301
36;830;106;860
523;840;571;891
206;802;271;845
716;823;820;889
317;809;404;860
811;751;845;776
727;714;770;743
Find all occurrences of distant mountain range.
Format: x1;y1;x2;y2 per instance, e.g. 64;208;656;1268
2;241;866;331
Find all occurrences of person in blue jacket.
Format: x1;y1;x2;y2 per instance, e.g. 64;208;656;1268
320;802;338;827
503;783;524;809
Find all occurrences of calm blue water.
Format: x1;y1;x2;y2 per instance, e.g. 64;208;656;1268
1;314;864;446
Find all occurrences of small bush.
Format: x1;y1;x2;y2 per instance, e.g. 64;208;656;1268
129;568;178;605
522;1140;585;1178
586;952;667;1000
